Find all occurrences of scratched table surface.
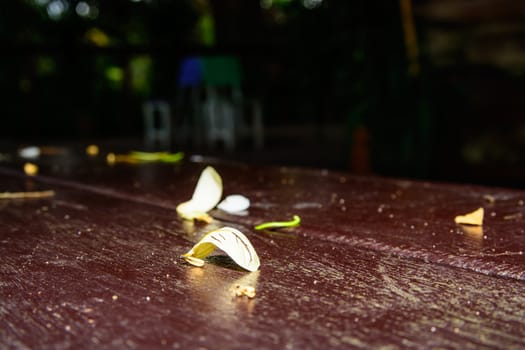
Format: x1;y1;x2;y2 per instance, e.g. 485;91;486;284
1;148;525;349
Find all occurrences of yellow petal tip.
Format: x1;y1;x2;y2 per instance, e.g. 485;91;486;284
182;255;205;267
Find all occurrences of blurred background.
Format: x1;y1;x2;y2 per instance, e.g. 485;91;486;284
1;0;525;188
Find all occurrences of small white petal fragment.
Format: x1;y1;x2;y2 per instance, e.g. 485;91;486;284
454;207;484;226
181;227;260;272
176;166;223;221
217;194;250;213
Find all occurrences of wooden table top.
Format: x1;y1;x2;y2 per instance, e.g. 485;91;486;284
1;149;524;349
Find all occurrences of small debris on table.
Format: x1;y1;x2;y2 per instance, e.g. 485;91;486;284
454;208;484;226
483;194;495;204
232;284;256;299
503;212;522;221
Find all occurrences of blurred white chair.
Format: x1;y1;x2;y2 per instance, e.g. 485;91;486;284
143;100;171;150
175;55;265;151
202;88;236;151
243;98;264;150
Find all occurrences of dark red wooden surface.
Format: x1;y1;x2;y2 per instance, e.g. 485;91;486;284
1;150;525;349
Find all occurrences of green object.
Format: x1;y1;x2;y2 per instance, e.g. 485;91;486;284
105;66;124;82
197;14;216;47
129;151;184;163
202;56;242;87
254;215;301;230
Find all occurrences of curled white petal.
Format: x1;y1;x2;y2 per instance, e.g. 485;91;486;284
217;194;250;213
182;227;260;272
190;166;223;212
177;166;223;221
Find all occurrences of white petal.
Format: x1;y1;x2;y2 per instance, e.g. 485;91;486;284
217;194;250;213
182;227;260;272
177;166;223;221
190;166;223;212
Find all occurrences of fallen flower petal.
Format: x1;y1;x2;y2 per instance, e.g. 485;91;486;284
181;226;260;272
454;207;484;226
176;166;222;222
217;194;250;213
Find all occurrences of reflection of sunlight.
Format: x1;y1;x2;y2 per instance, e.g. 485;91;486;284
231;271;260;296
186;265;206;280
461;225;483;250
461;225;483;237
230;271;259;314
182;220;196;236
184;266;260;316
182;221;223;242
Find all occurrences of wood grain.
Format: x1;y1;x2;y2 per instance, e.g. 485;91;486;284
1;156;525;348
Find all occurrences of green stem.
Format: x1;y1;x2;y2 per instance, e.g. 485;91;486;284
254;215;301;230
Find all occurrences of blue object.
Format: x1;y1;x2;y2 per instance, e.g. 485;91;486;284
178;57;203;87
